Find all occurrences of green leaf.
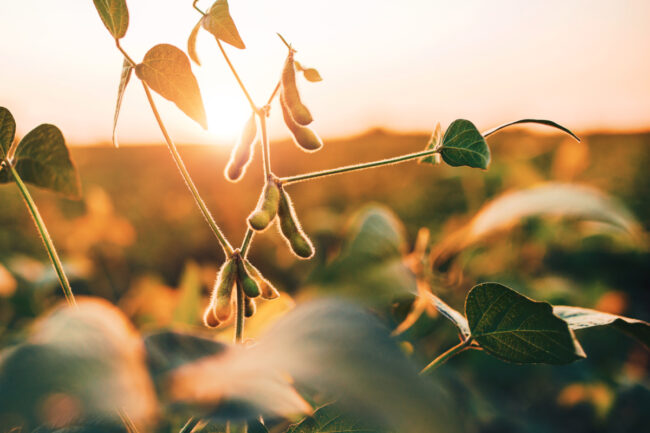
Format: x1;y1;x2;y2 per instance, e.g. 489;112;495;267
135;44;208;129
0;124;81;199
202;0;246;50
92;0;129;39
553;306;650;349
466;282;586;364
188;18;203;65
419;122;442;165
0;106;16;159
440;119;490;169
113;57;133;148
424;292;470;338
483;118;580;141
286;403;392;433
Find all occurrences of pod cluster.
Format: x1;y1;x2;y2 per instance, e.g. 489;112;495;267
203;252;280;328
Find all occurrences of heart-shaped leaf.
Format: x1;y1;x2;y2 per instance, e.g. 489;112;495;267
188;18;203;65
483;118;580;141
0;121;81;199
440;119;490;169
286;403;392;433
419;122;442;165
0;107;17;159
135;44;208;129
553;306;650;349
92;0;129;39
113;57;133;148
466;283;586;364
202;0;246;50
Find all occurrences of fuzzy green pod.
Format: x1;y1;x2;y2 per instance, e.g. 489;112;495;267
214;258;237;321
202;303;220;328
277;187;314;259
243;259;280;300
280;93;323;152
248;180;281;231
244;296;256;318
236;256;260;298
281;51;313;126
225;113;257;182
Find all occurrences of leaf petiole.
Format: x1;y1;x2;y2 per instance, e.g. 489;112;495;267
420;337;473;375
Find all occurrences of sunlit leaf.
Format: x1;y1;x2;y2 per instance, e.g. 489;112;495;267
188;18;203;65
483;118;580;141
424;292;470;338
113;57;133;148
202;0;246;50
135;44;208;129
0;107;16;159
92;0;129;39
440;119;490;169
419;122;442;165
0;123;81;199
0;298;157;430
553;306;650;349
286;403;392;433
466;283;586;364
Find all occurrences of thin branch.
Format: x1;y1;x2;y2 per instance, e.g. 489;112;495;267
216;39;258;113
420;338;472;375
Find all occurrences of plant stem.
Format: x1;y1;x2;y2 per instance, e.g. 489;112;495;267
234;278;245;343
10;165;76;307
281;148;440;185
192;0;205;16
115;39;136;66
141;81;234;256
216;40;258;113
259;113;271;178
266;80;281;105
420;338;472;375
240;228;254;258
180;417;200;433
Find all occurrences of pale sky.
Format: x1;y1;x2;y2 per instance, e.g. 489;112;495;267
1;1;649;145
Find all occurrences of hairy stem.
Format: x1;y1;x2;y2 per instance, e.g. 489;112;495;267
215;40;258;113
235;278;245;343
259;112;272;178
240;228;254;258
115;39;136;66
10;165;76;307
281;148;440;185
192;0;205;16
141;81;234;256
420;338;472;375
180;417;200;433
267;80;282;105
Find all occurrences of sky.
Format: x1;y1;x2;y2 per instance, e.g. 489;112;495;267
0;0;649;146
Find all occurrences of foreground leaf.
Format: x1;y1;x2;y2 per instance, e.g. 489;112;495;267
0;107;17;159
419;122;442;165
466;283;585;364
440;119;490;169
287;403;391;433
92;0;129;39
554;306;650;349
135;44;208;129
202;0;246;49
483;118;580;141
0;123;81;198
113;57;133;148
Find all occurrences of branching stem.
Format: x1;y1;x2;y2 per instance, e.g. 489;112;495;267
420;338;473;375
235;278;245;343
216;40;258;113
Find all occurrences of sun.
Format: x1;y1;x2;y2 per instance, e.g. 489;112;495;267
202;90;252;144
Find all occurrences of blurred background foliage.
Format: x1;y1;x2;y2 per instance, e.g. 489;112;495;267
0;129;649;432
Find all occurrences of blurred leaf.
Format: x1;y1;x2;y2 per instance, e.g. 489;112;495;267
554;306;650;349
424;292;470;338
466;283;586;364
440;119;490;169
419;122;442;165
483;119;580;141
92;0;129;39
202;0;246;49
309;205;417;305
135;44;208;129
0;298;156;430
172;261;204;325
0;123;81;199
113;57;133;148
188;18;203;65
294;62;324;83
286;403;391;433
0;106;16;158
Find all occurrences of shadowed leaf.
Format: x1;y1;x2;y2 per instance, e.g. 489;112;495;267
135;44;208;129
440;119;490;169
188;18;203;65
554;306;650;349
0;107;16;160
286;403;392;433
92;0;129;39
483;118;580;141
202;0;246;49
113;57;133;148
466;283;586;364
419;122;442;165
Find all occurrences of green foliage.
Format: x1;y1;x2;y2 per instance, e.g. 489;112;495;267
92;0;129;39
113;57;133;148
0;106;16;156
135;44;208;129
286;403;390;433
202;0;246;49
466;283;585;364
440;119;491;169
482;118;580;141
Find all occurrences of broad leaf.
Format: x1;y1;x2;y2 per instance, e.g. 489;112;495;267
202;0;246;50
554;306;650;349
419;122;442;165
0;107;16;159
286;403;392;433
466;283;585;364
483;118;580;141
135;44;208;129
92;0;129;39
0;298;156;430
440;119;490;169
424;292;470;338
113;57;133;148
0;124;81;198
188;18;203;65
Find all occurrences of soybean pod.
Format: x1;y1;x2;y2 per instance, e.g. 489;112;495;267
243;259;280;300
248;180;281;231
244;296;256;318
277;186;314;259
281;51;313;126
225;112;257;182
236;256;260;298
280;93;323;152
214;258;237;321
